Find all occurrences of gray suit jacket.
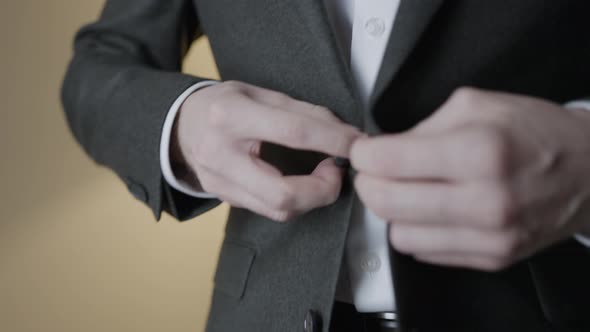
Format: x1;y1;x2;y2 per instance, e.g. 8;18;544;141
62;1;590;331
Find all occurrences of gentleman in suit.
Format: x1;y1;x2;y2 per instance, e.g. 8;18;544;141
62;0;590;331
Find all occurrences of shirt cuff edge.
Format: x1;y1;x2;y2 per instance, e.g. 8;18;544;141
159;80;220;199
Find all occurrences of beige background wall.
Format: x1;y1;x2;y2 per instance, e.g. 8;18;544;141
0;1;227;331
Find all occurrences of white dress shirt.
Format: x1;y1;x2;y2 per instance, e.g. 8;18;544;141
324;0;400;313
160;0;590;314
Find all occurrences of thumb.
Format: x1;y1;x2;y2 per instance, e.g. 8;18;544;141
309;157;345;203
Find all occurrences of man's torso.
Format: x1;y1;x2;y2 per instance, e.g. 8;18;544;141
193;1;590;331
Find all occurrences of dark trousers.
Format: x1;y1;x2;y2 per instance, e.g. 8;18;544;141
330;302;398;332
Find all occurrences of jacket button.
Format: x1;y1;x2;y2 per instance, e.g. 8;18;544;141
334;157;350;169
303;310;321;332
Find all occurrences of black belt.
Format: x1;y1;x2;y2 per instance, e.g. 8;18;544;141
330;302;399;332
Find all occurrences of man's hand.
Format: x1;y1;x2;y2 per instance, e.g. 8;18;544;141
173;81;362;222
351;87;590;271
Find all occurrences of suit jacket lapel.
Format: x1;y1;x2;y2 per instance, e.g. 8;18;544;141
294;0;444;130
291;0;350;77
369;0;444;111
292;0;363;126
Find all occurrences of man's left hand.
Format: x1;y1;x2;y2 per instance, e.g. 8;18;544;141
351;87;590;271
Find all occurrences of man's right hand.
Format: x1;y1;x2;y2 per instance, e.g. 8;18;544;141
172;81;362;222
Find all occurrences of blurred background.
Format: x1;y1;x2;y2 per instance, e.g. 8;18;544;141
0;1;227;331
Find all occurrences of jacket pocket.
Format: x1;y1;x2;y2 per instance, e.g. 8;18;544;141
213;240;257;299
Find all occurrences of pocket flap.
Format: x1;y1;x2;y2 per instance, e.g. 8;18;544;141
214;241;256;299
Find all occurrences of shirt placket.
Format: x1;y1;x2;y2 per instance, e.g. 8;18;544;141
345;0;401;313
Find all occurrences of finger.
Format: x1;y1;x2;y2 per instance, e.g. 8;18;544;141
196;167;295;222
413;253;512;272
210;95;362;157
355;174;454;223
389;223;522;259
354;176;506;228
350;130;496;181
206;154;343;214
350;134;457;180
242;84;343;122
281;157;345;210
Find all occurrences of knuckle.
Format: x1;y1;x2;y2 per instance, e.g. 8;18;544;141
314;105;332;115
282;120;309;145
486;186;518;227
389;225;409;252
388;227;395;241
269;210;292;223
353;174;368;193
500;240;520;261
333;133;355;157
391;234;410;253
450;87;481;109
271;184;297;210
311;105;338;120
266;91;292;106
389;230;397;249
221;80;243;91
207;101;232;129
495;234;521;258
355;177;390;218
325;185;341;205
484;257;512;272
316;180;341;206
349;140;366;169
474;127;512;179
479;261;501;272
353;176;372;203
321;106;337;117
371;197;391;220
368;187;391;217
496;189;519;227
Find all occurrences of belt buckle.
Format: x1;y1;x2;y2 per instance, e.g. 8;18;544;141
363;312;398;331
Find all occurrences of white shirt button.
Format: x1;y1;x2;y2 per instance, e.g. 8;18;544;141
364;17;386;37
359;253;382;273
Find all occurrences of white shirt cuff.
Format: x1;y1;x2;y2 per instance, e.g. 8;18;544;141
565;99;590;247
160;80;219;199
574;234;590;247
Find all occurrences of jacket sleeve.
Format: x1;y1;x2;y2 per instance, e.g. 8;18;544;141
61;0;221;221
